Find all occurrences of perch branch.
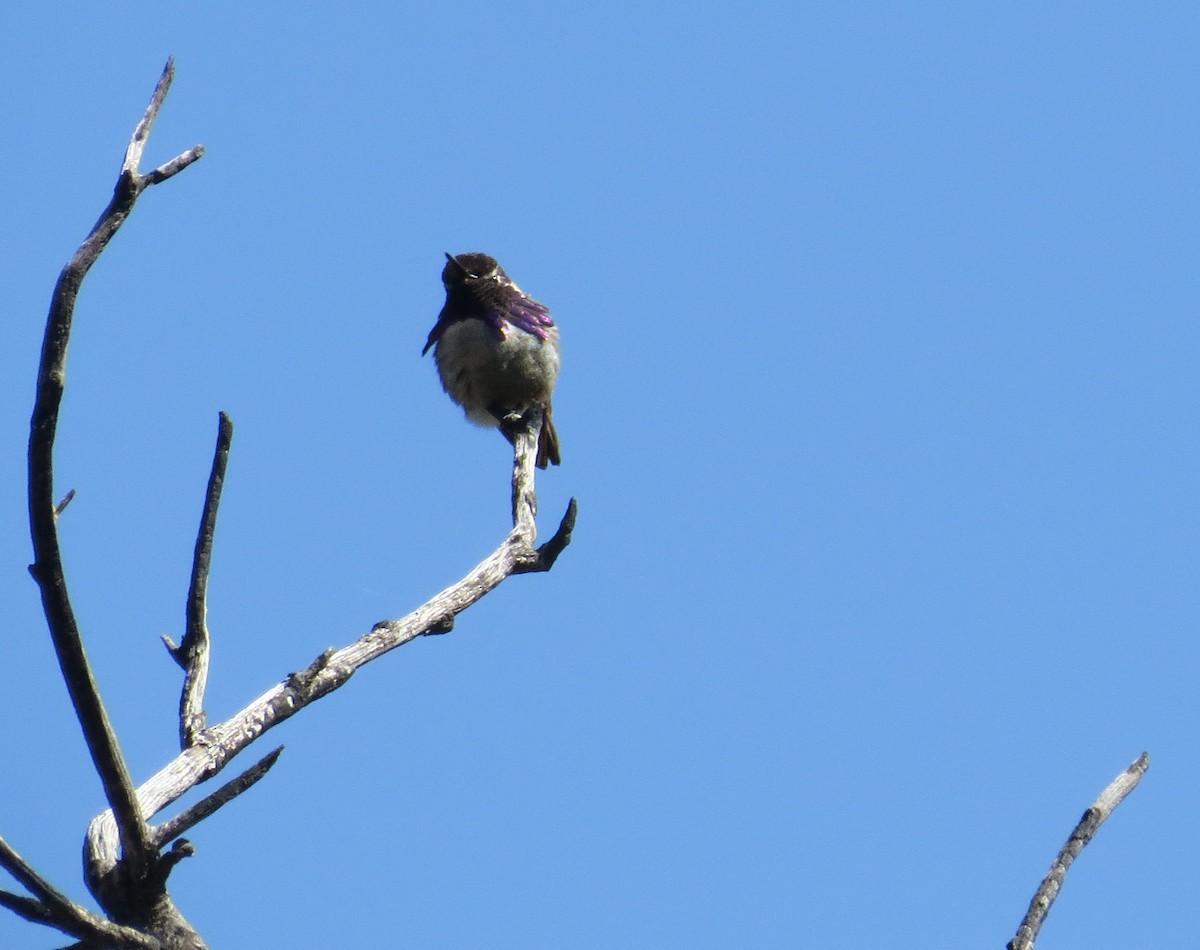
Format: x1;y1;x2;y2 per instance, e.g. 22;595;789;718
27;56;203;890
504;409;575;573
1007;752;1150;950
503;408;542;526
86;415;575;888
168;411;233;748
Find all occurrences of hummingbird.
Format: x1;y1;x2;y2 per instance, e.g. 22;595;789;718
423;252;562;468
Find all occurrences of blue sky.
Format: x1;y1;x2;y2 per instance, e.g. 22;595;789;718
1;2;1197;947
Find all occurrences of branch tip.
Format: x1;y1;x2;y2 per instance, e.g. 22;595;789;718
514;497;577;574
145;145;206;186
123;59;176;176
177;411;233;748
1007;752;1150;950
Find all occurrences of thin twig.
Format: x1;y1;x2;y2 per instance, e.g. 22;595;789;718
172;412;233;747
153;746;283;848
85;421;575;885
27;56;203;896
1008;752;1150;950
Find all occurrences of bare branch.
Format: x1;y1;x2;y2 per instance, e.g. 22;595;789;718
1007;752;1150;950
126;61;205;187
171;412;233;747
514;497;577;574
505;408;543;528
144;149;205;186
27;64;570;944
27;55;204;891
122;59;178;177
85;417;575;886
153;747;283;849
0;888;53;926
504;409;575;573
0;837;157;948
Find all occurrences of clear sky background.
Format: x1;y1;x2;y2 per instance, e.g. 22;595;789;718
1;3;1196;947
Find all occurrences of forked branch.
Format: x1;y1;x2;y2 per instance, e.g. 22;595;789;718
86;417;577;886
26;57;203;899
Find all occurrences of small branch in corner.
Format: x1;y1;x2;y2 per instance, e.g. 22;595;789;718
1007;752;1150;950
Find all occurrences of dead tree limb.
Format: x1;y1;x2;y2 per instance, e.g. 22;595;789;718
84;419;577;892
1007;752;1150;950
23;56;206;946
28;55;201;888
0;837;155;949
162;411;233;748
9;57;574;950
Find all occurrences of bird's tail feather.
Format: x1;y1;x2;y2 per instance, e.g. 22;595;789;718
536;407;561;469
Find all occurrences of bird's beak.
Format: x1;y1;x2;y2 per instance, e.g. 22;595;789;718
445;252;478;280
